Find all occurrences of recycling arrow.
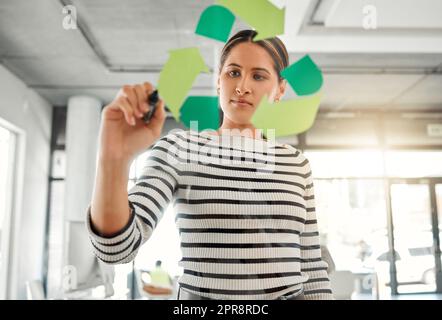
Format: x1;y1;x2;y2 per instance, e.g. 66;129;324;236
195;5;235;43
251;93;322;137
157;47;209;121
216;0;285;41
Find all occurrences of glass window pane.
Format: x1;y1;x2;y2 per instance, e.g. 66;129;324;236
0;126;10;232
390;184;435;293
46;180;65;299
314;179;388;298
436;184;442;278
0;125;15;298
52;107;67;146
47;178;133;300
385;151;442;178
0;126;11;293
305;150;384;178
111;263;132;299
134;204;181;298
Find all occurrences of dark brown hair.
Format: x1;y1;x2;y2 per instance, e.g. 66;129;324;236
219;29;289;82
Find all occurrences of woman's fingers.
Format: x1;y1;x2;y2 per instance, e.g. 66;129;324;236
117;96;136;126
134;84;149;116
108;82;164;128
149;98;166;133
153;99;166;121
143;82;154;96
121;85;142;118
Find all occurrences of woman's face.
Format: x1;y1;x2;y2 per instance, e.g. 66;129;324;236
218;41;286;126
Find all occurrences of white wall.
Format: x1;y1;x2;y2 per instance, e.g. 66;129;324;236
0;64;52;299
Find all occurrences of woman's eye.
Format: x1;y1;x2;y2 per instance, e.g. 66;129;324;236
228;70;240;77
253;74;266;81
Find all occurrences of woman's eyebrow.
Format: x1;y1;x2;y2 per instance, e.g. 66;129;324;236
252;67;271;75
227;63;242;68
227;63;271;75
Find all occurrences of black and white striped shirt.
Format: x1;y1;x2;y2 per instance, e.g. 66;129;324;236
86;129;333;300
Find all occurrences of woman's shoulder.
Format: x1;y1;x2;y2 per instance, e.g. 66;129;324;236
278;143;301;156
277;144;311;166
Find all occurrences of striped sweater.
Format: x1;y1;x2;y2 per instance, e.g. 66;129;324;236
86;129;333;300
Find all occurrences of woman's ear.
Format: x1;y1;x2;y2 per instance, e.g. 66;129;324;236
217;77;221;95
275;80;287;101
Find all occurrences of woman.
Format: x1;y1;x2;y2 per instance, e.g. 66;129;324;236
87;30;333;300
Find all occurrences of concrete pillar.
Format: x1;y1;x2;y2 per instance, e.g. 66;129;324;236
61;95;102;297
64;95;101;222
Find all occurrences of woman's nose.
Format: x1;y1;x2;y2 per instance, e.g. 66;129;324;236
235;77;251;95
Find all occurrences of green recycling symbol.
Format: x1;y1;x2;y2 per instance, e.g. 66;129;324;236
157;0;323;137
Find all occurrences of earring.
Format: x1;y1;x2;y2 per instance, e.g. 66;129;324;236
217;88;220;95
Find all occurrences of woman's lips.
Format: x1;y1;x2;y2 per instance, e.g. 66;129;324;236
230;99;253;107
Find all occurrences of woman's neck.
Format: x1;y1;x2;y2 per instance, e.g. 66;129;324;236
217;118;264;140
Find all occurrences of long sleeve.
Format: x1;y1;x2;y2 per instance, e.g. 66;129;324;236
86;134;180;265
300;156;334;300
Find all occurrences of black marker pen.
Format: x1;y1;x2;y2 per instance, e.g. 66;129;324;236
142;90;159;124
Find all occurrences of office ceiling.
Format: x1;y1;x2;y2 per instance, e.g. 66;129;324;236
0;0;441;111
